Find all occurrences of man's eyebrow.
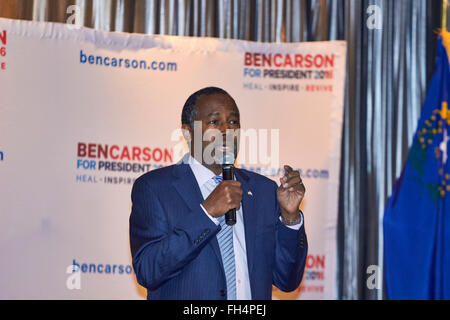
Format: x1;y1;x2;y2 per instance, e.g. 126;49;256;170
207;111;240;117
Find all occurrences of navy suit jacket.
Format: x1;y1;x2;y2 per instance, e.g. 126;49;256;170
129;162;308;300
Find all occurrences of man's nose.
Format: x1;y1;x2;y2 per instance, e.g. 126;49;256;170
218;122;231;135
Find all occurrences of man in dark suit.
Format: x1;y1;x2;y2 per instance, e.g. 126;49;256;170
129;87;308;300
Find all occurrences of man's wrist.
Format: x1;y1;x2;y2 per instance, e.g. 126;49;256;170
200;204;220;226
201;199;217;218
280;212;302;226
280;208;300;220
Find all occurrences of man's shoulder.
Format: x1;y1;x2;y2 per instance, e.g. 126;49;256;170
133;163;181;188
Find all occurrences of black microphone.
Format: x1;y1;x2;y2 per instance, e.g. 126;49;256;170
222;152;236;226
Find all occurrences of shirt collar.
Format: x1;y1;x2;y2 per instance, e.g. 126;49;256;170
185;153;219;187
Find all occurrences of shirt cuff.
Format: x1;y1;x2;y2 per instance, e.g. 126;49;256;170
200;203;220;226
279;211;304;230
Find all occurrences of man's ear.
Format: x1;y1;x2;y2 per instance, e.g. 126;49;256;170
181;124;192;144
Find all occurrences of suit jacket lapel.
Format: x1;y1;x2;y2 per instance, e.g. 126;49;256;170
171;163;203;211
171;163;224;271
170;164;259;282
235;168;257;276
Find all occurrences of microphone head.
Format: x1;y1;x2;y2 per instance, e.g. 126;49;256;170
222;151;235;165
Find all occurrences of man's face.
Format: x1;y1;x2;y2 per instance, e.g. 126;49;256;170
183;93;240;165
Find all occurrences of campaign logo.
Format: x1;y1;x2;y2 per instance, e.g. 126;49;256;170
244;52;335;70
0;30;6;45
272;254;326;298
239;164;329;179
298;254;326;294
79;49;178;72
75;142;174;185
71;259;133;275
0;29;6;71
242;51;335;93
304;254;325;280
66;258;134;290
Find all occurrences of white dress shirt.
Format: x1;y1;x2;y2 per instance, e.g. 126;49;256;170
186;154;302;300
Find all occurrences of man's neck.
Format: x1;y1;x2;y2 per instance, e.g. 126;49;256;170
189;153;222;176
204;164;222;176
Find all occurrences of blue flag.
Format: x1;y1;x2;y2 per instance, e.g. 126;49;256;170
383;33;450;299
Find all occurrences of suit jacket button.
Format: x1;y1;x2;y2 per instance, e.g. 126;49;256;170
220;290;226;297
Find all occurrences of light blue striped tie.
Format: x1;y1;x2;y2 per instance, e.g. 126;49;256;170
211;175;236;300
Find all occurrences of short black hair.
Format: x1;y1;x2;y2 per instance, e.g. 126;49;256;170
181;87;235;129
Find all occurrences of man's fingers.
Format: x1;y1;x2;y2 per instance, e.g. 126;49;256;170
280;165;305;191
287;181;305;191
283;178;306;192
282;175;300;187
289;187;305;194
292;182;306;192
220;180;241;187
283;165;301;180
229;190;242;211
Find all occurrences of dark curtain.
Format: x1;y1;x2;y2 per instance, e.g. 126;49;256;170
0;0;442;299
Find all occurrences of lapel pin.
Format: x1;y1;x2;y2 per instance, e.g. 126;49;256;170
248;191;253;196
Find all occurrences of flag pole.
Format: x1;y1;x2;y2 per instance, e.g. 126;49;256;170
442;0;448;31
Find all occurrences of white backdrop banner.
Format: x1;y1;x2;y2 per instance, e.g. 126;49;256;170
0;18;346;300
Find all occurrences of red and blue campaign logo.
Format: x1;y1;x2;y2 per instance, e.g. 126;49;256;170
299;254;326;294
0;30;6;45
0;29;7;71
242;51;335;93
75;142;174;185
